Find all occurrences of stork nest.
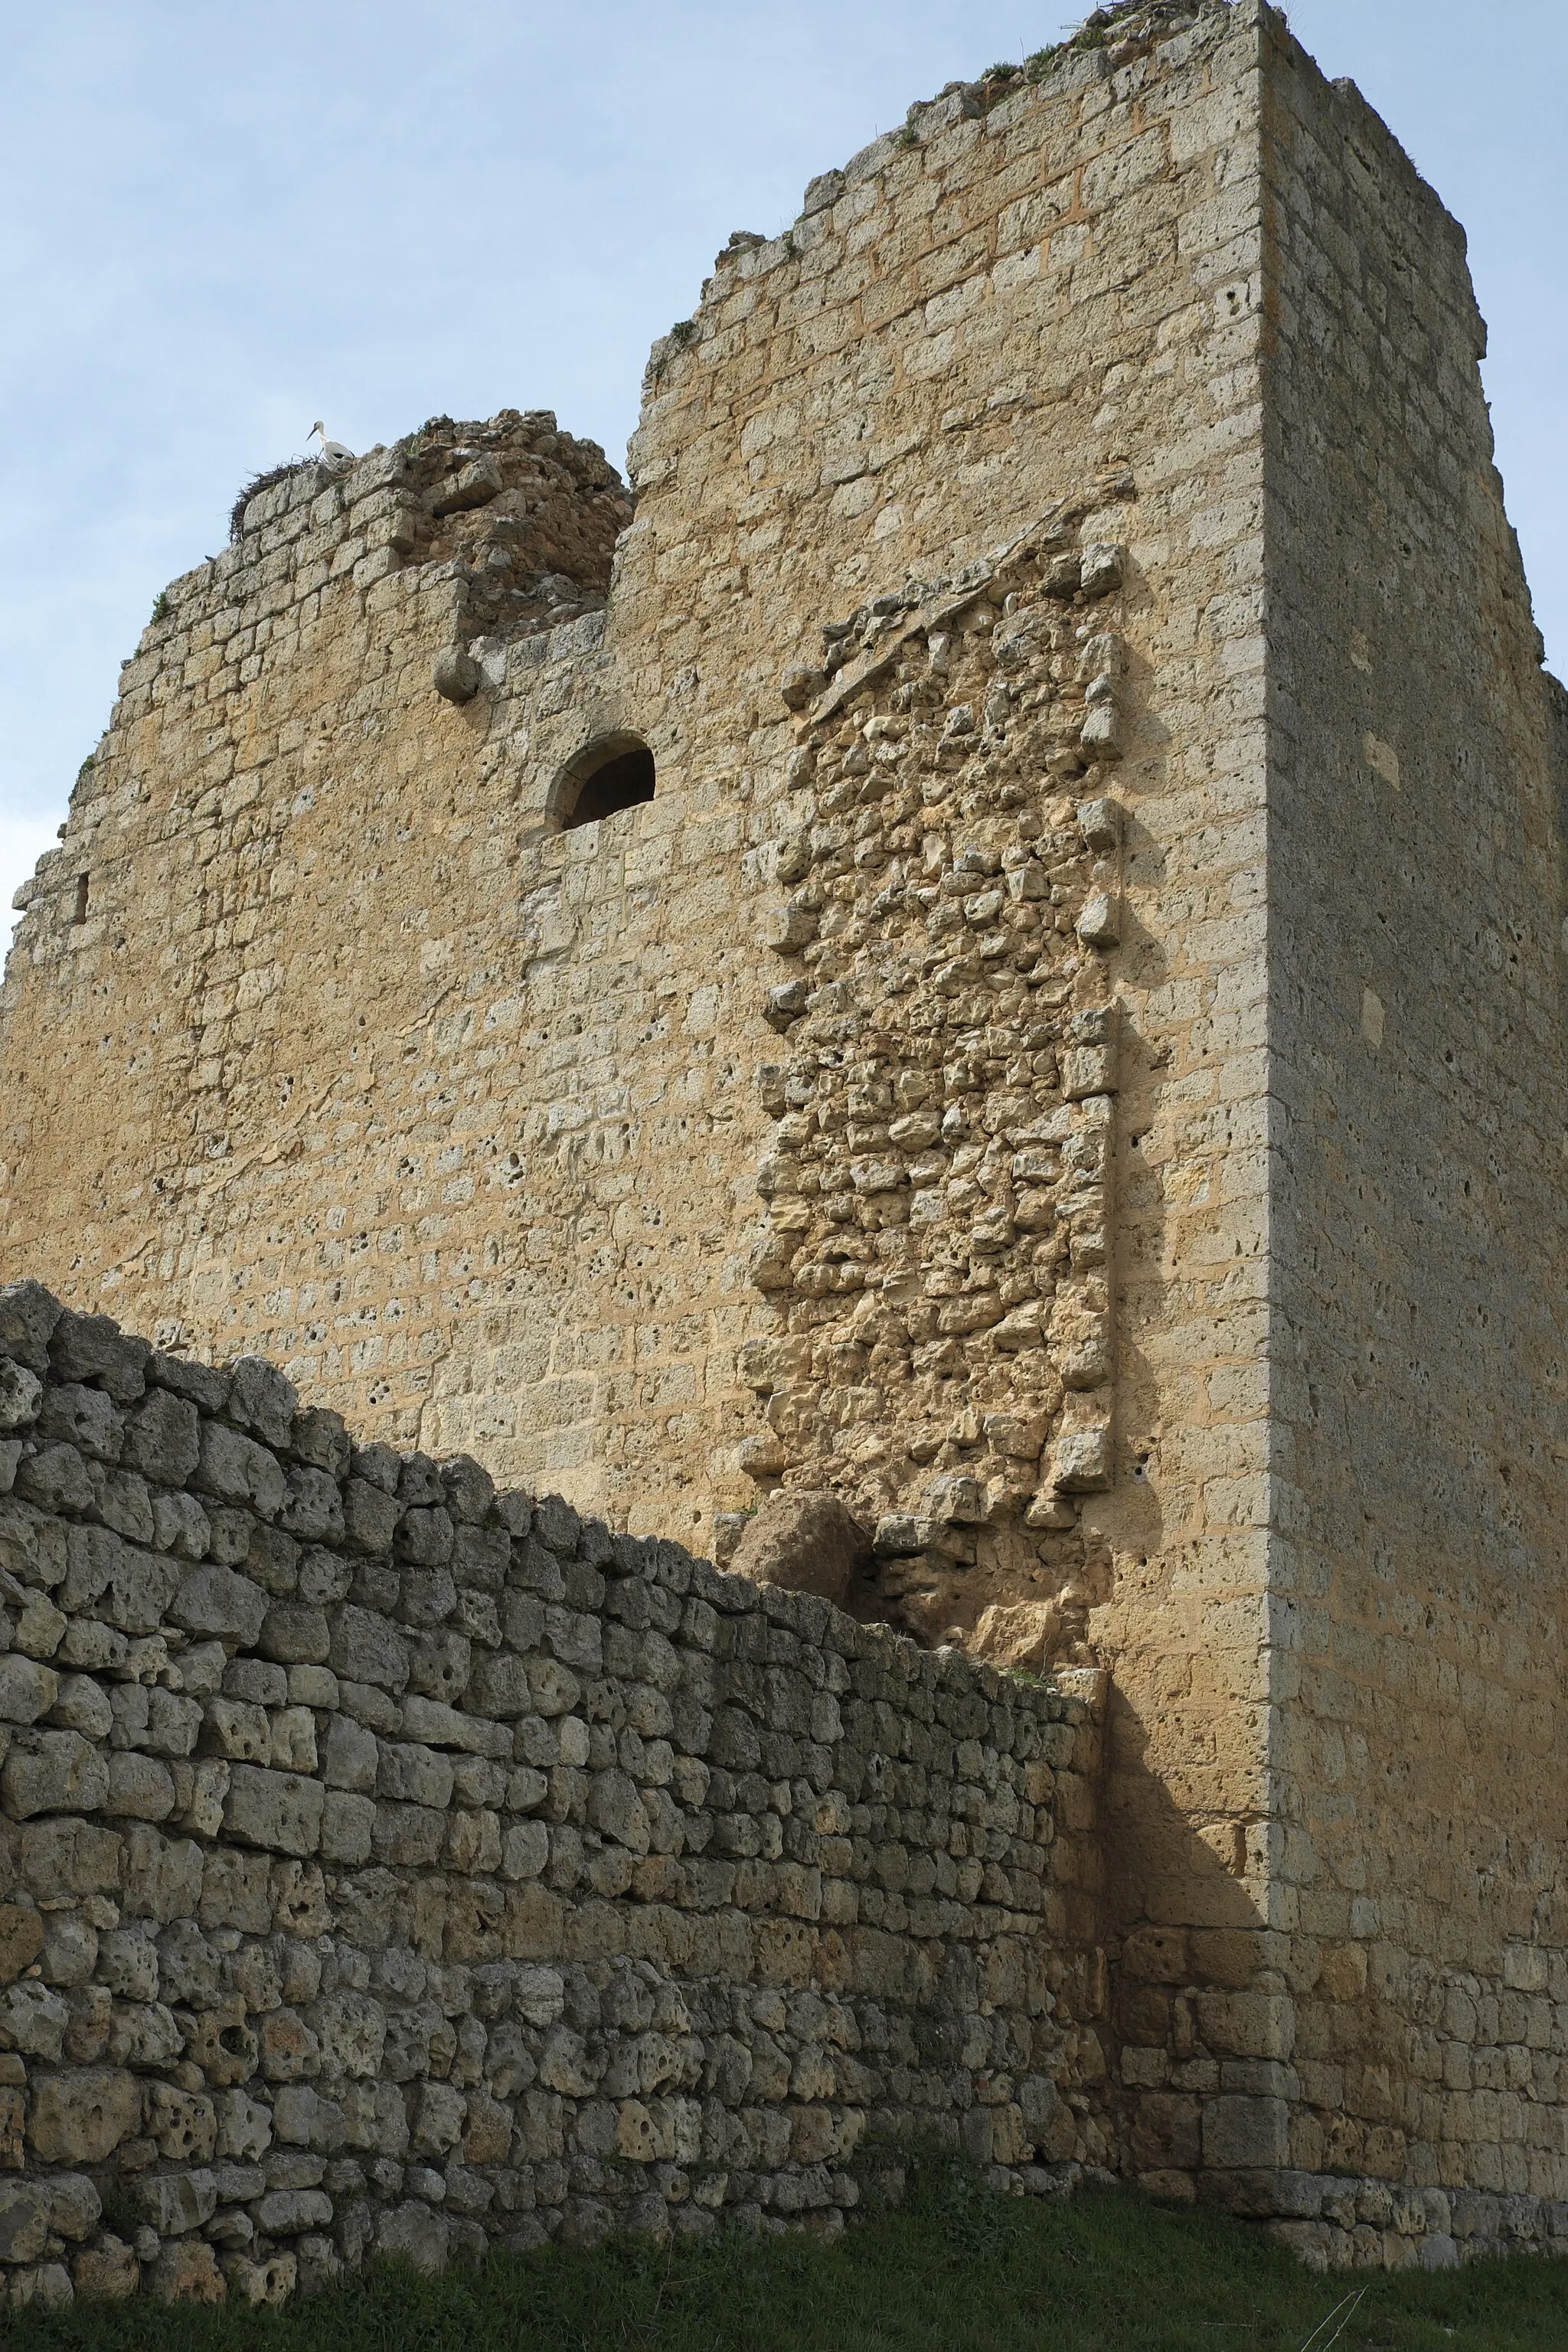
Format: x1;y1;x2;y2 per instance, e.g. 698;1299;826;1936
229;458;310;543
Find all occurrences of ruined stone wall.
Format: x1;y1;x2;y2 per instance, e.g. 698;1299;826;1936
1257;18;1568;2263
0;0;1279;2043
13;0;1568;2274
0;1286;1106;2308
0;0;1289;2243
0;0;1279;1655
616;3;1277;1816
1099;9;1568;2271
0;410;639;1498
736;511;1135;1647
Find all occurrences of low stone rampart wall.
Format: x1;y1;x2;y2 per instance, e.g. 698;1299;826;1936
0;1284;1106;2307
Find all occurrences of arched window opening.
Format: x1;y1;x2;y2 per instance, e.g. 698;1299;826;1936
556;734;655;831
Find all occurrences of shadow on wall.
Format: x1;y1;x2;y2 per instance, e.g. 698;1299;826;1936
1102;1684;1283;2207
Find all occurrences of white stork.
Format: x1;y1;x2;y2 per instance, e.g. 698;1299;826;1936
309;422;354;466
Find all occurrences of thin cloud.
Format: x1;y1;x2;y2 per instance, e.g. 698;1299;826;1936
0;0;1561;927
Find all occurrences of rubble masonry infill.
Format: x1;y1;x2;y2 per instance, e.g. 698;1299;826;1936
0;1282;1106;2308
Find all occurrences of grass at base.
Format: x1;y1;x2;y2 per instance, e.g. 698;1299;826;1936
10;2159;1568;2352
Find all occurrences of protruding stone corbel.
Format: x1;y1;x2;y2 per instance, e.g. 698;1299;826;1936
433;645;481;704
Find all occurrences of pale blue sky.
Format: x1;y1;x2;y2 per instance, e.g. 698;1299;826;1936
2;2;1563;920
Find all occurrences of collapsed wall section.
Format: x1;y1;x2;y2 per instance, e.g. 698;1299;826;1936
736;508;1135;1655
0;1285;1106;2308
0;413;638;1508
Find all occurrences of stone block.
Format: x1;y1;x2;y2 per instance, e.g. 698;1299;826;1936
586;1769;652;1854
26;2067;142;2163
146;1687;201;1757
0;1656;59;1726
194;1425;285;1520
0;2183;51;2264
148;2238;226;2302
528;1657;580;1717
371;1802;445;1867
377;1742;454;1809
0;1354;41;1420
328;1605;410;1690
16;1443;94;1516
1196;1991;1295;2062
48;1312;148;1401
223;1766;325;1857
245;1523;301;1598
1079;542;1123;597
216;2089;273;2163
104;1753;176;1821
342;1478;400;1556
204;1697;272;1764
469;1652;533;1716
150;1491;210;1562
224;2252;297;2305
171;1566;269;1646
256;2187;333;2234
0;1495;68;1589
259;1605;331;1664
0;1282;63;1374
17;1818;123;1900
0;1905;46;1986
37;1382;124;1462
279;1467;345;1544
322;1712;378;1791
376;2199;449;2272
148;2085;218;2163
270;1706;318;1772
11;1589;67;1658
1050;1423;1112;1494
225;1658;287;1705
121;1390;201;1483
728;1491;868;1606
224;1358;297;1452
8;2262;74;2307
3;1730;109;1818
1201;2096;1289;2171
147;2168;218;2236
49;1671;112;1738
397;1510;455;1571
292;1406;351;1477
73;2237;139;2298
106;1999;181;2069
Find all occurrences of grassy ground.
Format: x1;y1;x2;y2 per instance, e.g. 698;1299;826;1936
11;2159;1568;2352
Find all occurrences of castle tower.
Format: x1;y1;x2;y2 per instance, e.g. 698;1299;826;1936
5;0;1566;2243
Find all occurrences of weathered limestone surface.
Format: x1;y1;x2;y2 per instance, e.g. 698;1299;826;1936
3;0;1568;2278
0;3;1268;1660
0;15;1275;2227
1254;13;1568;2267
0;1286;1106;2307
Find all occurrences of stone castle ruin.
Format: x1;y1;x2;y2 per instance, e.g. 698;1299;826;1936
2;0;1567;2298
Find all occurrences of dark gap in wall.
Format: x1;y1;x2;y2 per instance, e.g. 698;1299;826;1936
564;746;655;828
